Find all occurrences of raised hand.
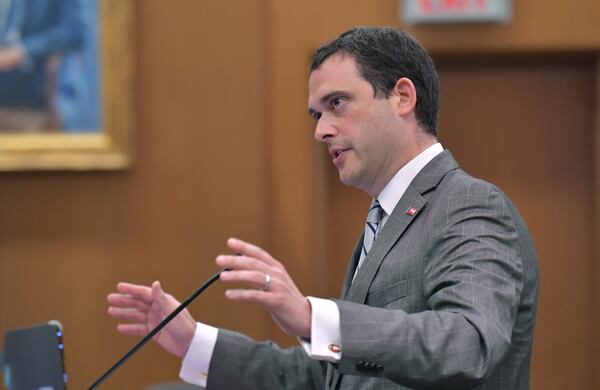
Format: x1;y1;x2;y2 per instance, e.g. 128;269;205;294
106;281;196;357
216;238;312;338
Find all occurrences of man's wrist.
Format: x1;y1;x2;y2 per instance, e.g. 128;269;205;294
179;322;218;386
298;297;342;362
301;297;312;338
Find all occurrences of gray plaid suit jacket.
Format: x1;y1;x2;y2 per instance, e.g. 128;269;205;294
205;151;540;390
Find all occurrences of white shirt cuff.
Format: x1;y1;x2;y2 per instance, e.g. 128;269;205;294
179;322;218;386
298;297;342;362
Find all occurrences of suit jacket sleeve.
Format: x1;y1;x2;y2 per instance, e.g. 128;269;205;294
334;175;528;389
206;329;327;390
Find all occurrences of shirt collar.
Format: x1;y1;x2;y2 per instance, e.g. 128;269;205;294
377;143;444;216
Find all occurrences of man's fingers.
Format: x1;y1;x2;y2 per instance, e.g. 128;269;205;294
107;307;148;323
106;293;151;312
219;269;270;289
224;289;274;305
226;238;278;266
216;254;270;273
115;282;153;304
117;323;148;336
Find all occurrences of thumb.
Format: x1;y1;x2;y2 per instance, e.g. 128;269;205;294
151;280;164;299
151;280;171;315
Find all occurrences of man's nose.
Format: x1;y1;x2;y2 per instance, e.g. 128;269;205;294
314;117;336;141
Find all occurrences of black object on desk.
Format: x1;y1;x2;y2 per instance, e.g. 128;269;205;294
2;321;67;390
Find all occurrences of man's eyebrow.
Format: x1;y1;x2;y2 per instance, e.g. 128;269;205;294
319;90;346;105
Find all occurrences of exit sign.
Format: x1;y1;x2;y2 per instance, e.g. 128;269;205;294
402;0;512;24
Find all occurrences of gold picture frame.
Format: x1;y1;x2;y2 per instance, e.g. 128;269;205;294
0;0;134;171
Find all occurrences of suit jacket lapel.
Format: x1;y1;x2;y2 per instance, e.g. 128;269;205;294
343;150;460;304
344;186;426;303
341;236;363;299
331;189;425;390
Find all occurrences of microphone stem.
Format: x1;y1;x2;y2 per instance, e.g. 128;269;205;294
87;269;228;390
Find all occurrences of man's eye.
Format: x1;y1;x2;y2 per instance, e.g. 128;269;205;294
331;98;345;110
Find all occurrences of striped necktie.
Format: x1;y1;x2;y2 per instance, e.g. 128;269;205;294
355;199;383;273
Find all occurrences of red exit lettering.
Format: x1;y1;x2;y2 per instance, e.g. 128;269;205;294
419;0;487;13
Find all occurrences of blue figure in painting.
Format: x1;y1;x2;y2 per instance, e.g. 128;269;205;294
56;0;101;133
0;0;98;133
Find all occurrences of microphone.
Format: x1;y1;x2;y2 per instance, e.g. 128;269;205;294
87;269;229;389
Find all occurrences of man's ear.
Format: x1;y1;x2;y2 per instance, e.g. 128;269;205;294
391;77;417;117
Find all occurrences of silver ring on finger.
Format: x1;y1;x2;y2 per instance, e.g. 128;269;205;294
261;273;271;291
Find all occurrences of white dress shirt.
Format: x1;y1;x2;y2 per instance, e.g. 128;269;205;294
180;143;444;386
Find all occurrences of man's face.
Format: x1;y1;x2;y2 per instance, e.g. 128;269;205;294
308;53;405;197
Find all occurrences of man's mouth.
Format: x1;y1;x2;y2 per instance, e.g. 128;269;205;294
330;147;349;159
330;147;350;165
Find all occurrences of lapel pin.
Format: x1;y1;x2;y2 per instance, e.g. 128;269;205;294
406;207;418;216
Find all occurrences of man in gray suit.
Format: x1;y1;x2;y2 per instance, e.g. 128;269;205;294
108;27;539;389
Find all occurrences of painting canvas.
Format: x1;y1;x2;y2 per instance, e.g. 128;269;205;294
0;0;133;171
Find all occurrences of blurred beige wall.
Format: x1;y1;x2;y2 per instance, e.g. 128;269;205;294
1;0;599;388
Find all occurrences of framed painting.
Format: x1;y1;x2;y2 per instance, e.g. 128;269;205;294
0;0;134;171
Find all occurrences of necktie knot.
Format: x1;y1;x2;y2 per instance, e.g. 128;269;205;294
366;200;383;224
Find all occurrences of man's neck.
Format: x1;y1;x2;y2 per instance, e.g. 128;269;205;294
369;134;438;198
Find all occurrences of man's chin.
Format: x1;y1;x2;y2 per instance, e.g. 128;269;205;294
338;171;375;195
338;171;358;188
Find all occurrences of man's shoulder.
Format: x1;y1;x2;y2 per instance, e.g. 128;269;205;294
430;166;525;219
438;166;502;195
413;150;518;211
